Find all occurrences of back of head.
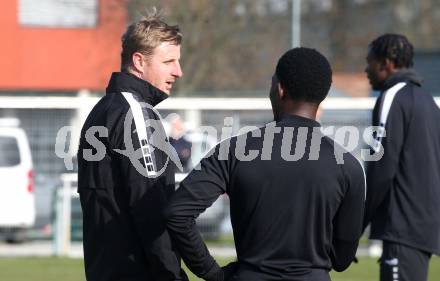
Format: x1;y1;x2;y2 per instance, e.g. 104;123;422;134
275;47;332;104
120;8;182;72
369;34;414;68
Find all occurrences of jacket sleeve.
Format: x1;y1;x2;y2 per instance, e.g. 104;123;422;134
363;95;407;230
331;156;366;271
110;109;186;281
164;145;230;281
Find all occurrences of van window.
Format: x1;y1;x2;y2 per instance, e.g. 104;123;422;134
0;136;21;167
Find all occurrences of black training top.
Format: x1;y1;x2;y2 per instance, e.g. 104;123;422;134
165;114;366;281
364;70;440;255
78;72;187;281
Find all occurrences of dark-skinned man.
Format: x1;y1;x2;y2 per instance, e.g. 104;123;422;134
165;48;366;281
364;34;440;281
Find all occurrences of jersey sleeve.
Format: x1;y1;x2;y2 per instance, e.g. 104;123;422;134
111;107;186;280
164;143;231;280
331;156;366;271
333;156;366;241
364;94;407;229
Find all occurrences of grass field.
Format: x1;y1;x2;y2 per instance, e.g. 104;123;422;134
0;256;439;281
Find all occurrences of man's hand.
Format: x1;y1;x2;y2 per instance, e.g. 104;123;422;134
222;261;238;280
203;261;238;281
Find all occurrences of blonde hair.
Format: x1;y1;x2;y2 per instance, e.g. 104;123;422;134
121;8;182;71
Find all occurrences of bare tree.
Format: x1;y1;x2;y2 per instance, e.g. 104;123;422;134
129;0;290;95
128;0;440;94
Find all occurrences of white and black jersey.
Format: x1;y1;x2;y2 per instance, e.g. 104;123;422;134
165;115;366;281
364;70;440;255
78;72;187;281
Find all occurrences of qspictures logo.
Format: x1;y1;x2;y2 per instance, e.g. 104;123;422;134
55;104;385;178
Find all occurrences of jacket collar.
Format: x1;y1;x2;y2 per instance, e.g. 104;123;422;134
383;69;423;90
277;113;321;127
106;72;168;106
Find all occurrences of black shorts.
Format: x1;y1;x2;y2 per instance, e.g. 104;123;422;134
380;241;431;281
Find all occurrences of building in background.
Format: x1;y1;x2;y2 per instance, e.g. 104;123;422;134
0;0;127;92
0;0;128;178
0;0;128;239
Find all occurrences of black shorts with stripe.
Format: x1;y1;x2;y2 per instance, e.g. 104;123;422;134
380;241;431;281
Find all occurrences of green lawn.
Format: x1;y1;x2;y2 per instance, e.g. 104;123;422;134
0;256;439;281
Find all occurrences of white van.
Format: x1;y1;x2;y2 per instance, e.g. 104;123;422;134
0;118;35;242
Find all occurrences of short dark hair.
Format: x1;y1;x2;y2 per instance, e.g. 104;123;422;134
275;47;332;104
369;34;414;68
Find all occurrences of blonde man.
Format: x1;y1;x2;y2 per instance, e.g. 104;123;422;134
78;10;187;281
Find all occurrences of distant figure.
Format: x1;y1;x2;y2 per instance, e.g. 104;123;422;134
169;114;192;172
364;34;440;281
165;48;365;281
77;10;188;281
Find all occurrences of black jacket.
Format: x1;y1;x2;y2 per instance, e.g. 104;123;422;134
165;114;366;281
77;72;187;281
364;70;440;254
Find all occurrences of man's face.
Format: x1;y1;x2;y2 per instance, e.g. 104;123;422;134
365;50;388;91
141;42;183;95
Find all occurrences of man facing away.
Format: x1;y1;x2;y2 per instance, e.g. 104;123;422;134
77;11;188;281
364;33;440;281
165;48;366;281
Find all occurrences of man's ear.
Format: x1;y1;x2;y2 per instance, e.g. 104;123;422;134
381;58;395;72
277;82;286;100
132;52;145;74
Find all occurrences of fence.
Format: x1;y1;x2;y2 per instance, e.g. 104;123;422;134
0;95;392;178
1;95;439;256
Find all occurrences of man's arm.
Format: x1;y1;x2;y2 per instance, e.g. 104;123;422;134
111;110;186;281
330;239;359;272
363;97;406;230
164;145;230;281
332;156;366;272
